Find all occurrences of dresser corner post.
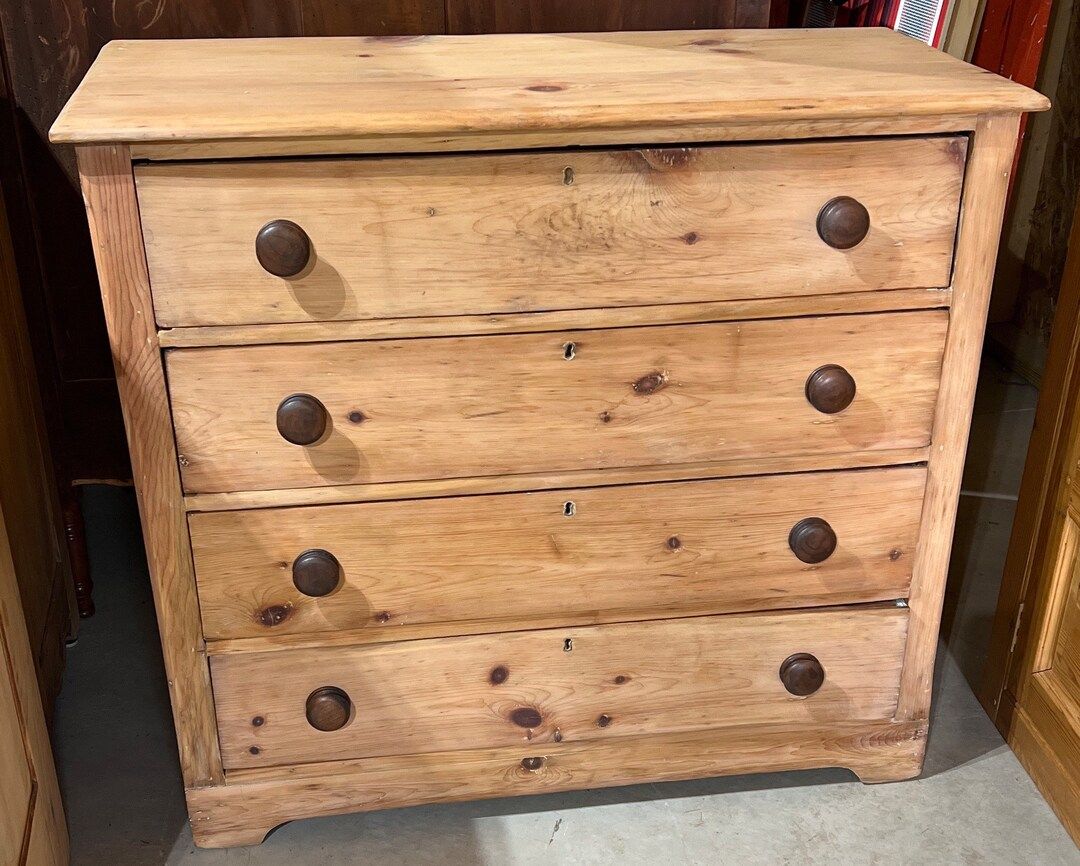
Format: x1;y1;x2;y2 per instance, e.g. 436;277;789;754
896;112;1024;722
74;143;225;788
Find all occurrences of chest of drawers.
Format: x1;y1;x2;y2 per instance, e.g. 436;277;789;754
52;29;1047;847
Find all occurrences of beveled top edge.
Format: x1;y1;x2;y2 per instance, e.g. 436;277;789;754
51;29;1048;150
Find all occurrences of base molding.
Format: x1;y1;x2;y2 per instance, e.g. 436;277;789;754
186;718;928;848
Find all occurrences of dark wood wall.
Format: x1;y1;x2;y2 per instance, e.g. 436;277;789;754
0;0;770;488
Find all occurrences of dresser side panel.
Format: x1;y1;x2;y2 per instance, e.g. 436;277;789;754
898;114;1023;721
75;144;224;786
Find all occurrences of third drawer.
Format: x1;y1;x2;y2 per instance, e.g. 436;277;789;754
190;465;926;642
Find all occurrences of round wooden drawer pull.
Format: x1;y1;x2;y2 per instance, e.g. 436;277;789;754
816;196;870;249
805;364;856;414
306;686;352;731
779;653;825;696
276;393;328;446
292;549;342;597
256;219;312;278
788;517;837;564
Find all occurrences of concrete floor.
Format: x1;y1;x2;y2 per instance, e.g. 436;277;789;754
53;356;1079;864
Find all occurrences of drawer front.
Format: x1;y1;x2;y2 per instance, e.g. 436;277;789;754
191;466;925;641
136;137;965;327
210;605;908;770
167;311;947;494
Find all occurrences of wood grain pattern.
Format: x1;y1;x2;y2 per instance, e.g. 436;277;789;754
135;138;965;327
190;466;926;642
190;717;926;847
75;145;223;786
167;311;948;495
183;446;932;516
210;605;909;770
128;115;983;162
897;115;1022;721
49;30;1046;149
1007;674;1080;843
156;288;952;348
0;500;67;864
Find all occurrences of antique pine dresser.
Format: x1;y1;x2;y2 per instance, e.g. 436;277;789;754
52;29;1047;847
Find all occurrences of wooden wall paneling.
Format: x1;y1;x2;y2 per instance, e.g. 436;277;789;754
76;144;222;787
300;0;445;34
0;0;131;498
87;0;301;40
0;141;75;708
443;0;766;32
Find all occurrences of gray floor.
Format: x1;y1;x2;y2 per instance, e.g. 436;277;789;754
53;356;1079;864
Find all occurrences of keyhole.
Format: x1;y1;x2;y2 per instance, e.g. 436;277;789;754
563;166;575;185
563;501;576;517
563;342;576;360
563;638;574;652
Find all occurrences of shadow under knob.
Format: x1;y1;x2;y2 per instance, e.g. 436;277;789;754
276;393;328;446
292;549;342;597
788;517;837;564
805;364;856;414
779;653;825;697
816;196;870;250
306;686;352;731
256;219;312;278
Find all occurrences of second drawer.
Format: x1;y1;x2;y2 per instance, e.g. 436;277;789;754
190;465;925;642
167;311;947;494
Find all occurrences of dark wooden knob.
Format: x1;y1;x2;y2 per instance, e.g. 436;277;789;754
256;219;312;277
805;364;856;414
306;686;352;731
788;517;837;564
817;196;870;250
779;653;825;696
276;393;328;446
292;549;342;597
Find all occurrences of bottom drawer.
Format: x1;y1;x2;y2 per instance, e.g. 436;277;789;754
211;605;908;770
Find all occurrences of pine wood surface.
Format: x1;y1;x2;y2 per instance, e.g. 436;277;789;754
76;145;223;786
210;605;908;770
135;137;964;327
190;466;925;642
897;115;1021;720
189;717;926;847
167;311;948;495
50;29;1046;151
156;288;951;348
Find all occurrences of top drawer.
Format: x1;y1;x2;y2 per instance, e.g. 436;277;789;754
135;137;965;327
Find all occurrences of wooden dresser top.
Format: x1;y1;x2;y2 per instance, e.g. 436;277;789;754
51;29;1046;153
